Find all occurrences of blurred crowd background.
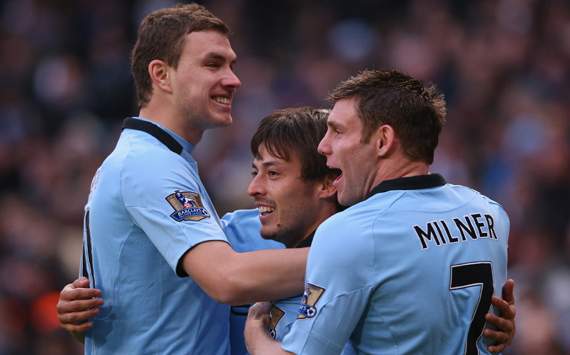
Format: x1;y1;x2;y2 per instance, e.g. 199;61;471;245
0;0;569;354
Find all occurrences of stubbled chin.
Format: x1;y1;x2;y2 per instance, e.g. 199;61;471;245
260;226;277;239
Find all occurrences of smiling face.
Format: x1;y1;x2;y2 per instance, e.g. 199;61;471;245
169;30;241;130
247;144;326;247
318;98;380;206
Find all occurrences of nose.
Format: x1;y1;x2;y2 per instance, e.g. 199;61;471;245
223;69;241;90
247;173;265;197
317;132;331;156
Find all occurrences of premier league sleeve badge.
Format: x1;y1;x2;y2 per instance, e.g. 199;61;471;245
166;190;210;222
298;283;325;319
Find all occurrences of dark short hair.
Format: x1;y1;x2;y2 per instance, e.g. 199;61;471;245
329;69;447;164
131;3;229;108
251;107;333;181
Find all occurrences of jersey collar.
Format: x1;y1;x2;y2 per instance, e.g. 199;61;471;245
122;117;195;154
293;231;315;248
367;174;446;198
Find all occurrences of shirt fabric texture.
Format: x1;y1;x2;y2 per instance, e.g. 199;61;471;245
281;174;509;355
82;117;230;355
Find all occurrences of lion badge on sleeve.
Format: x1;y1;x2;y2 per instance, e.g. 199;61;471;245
298;283;325;319
166;190;210;222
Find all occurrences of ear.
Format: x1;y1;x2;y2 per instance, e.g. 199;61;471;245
374;124;397;158
148;59;173;94
317;174;338;200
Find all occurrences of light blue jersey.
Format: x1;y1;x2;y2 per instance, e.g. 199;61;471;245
282;174;509;355
81;117;230;355
220;209;356;355
269;297;357;355
220;209;284;355
221;209;284;253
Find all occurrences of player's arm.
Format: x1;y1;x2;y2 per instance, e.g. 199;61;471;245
484;278;516;352
245;302;292;355
122;152;306;306
181;241;307;305
259;217;372;355
56;277;103;343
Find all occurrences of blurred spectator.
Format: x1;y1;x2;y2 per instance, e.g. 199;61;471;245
0;0;568;354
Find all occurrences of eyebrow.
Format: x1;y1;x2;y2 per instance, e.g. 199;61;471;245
252;159;286;169
203;52;237;65
327;120;342;129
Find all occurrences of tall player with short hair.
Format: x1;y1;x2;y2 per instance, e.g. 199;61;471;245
245;70;512;354
76;4;308;354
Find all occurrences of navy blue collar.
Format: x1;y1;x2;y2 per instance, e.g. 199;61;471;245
293;231;314;248
290;176;445;247
122;117;194;155
368;174;446;198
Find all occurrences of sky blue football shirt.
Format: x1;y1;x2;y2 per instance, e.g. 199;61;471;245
220;209;356;355
220;209;284;355
269;296;357;355
281;174;509;355
81;117;231;355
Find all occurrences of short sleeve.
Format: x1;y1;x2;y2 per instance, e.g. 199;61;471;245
281;214;375;355
121;147;228;274
270;296;303;341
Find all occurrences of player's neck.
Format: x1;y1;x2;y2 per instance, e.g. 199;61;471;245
371;158;430;190
290;201;338;248
139;102;204;145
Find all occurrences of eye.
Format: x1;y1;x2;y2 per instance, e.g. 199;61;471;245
250;169;258;177
205;61;222;69
327;125;341;136
268;170;280;178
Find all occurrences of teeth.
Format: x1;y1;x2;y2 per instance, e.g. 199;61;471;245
259;206;274;214
214;96;230;104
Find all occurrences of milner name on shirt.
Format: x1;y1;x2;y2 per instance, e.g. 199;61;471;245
414;213;498;250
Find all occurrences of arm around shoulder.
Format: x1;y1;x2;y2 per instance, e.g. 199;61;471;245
181;241;307;305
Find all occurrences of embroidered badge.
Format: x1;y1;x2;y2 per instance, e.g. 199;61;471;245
268;304;285;339
166;190;210;222
298;283;325;319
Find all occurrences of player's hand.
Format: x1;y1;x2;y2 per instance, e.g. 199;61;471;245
484;278;516;352
56;277;103;334
244;302;272;353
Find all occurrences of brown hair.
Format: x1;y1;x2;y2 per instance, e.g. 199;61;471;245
251;107;333;181
131;3;229;107
329;69;447;164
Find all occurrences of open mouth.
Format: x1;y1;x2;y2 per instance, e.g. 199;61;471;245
212;95;231;106
330;168;342;185
258;205;275;216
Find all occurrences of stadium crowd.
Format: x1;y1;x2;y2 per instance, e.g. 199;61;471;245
0;0;568;354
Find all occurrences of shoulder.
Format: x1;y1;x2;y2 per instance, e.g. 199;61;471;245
314;193;396;244
309;204;379;274
121;134;194;187
120;131;187;176
221;208;259;227
221;209;283;252
115;132;202;207
447;183;510;218
309;194;407;274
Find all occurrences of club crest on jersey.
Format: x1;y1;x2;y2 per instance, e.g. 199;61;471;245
268;304;285;339
166;190;210;222
298;283;325;319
